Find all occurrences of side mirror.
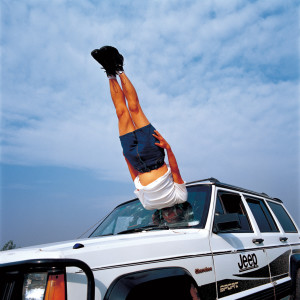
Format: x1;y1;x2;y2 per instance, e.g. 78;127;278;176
213;213;241;233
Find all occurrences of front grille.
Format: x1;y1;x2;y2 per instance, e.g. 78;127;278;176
0;272;23;300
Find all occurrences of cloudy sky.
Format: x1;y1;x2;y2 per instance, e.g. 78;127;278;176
1;0;299;248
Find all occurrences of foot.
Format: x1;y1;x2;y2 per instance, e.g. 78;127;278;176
91;46;124;76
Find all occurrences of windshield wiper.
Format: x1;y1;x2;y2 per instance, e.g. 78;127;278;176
117;225;169;235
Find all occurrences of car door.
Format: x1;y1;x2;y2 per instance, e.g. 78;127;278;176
265;199;300;296
209;188;272;299
245;196;291;283
266;199;300;255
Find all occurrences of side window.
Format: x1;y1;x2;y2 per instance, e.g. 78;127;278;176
267;201;298;233
246;197;279;232
214;191;252;232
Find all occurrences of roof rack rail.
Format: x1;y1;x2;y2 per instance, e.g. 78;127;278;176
187;177;220;185
213;183;278;201
272;197;283;203
187;179;281;201
261;192;269;197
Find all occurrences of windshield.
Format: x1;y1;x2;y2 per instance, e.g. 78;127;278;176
89;185;211;237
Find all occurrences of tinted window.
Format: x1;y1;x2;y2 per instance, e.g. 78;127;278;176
214;191;252;233
246;198;279;232
267;201;298;233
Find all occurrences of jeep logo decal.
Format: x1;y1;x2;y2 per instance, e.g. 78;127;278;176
238;253;258;272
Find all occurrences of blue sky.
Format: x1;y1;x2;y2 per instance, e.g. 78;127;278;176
1;0;299;247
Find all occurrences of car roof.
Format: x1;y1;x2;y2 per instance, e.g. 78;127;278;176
186;178;282;203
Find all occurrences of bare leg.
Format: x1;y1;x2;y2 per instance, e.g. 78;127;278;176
119;73;150;129
109;78;135;136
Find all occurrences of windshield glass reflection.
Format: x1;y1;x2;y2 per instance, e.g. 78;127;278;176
89;185;211;237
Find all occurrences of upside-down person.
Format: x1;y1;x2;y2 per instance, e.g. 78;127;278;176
91;46;188;210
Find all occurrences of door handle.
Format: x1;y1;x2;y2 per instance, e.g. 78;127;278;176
252;238;264;244
280;237;288;242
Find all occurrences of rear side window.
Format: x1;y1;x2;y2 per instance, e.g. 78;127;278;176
246;198;279;232
267;201;298;233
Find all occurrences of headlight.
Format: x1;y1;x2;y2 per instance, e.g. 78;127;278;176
22;272;66;300
23;273;47;300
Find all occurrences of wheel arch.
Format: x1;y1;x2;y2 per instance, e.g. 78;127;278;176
103;267;197;300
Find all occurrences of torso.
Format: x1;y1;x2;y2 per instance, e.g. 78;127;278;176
138;163;168;186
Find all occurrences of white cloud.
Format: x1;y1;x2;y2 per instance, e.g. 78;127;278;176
1;0;299;247
1;0;299;195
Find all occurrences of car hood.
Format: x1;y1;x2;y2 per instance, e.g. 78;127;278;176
0;229;209;269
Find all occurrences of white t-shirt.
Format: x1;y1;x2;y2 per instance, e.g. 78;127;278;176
134;166;188;210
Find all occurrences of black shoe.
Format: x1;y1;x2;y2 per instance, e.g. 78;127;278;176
91;46;116;76
91;46;124;76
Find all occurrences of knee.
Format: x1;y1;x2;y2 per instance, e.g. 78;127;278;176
128;102;140;115
116;105;129;120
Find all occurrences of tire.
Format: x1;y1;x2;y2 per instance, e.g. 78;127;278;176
294;268;300;300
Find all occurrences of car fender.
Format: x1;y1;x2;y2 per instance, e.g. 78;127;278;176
103;267;196;300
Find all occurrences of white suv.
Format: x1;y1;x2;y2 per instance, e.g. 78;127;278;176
1;178;300;300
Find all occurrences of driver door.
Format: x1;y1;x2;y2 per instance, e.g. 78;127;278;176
209;189;271;299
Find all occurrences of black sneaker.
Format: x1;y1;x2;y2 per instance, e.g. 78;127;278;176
91;46;124;76
91;46;116;76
